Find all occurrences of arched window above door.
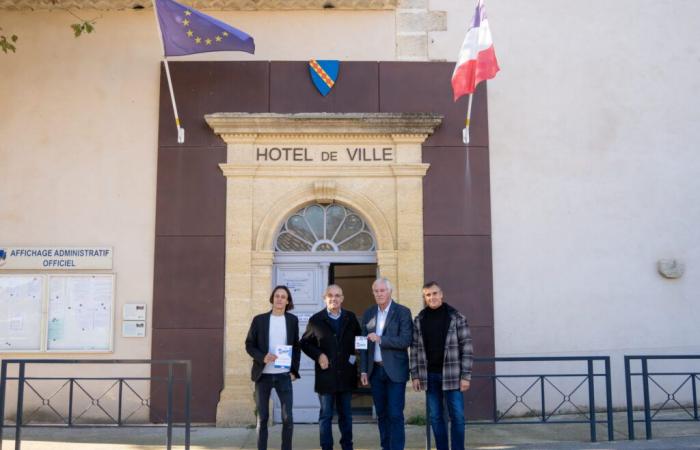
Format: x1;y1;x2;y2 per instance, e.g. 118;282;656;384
275;204;376;252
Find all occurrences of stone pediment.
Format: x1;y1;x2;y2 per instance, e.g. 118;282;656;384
205;112;443;140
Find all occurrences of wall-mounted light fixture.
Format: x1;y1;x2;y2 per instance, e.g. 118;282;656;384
657;259;685;279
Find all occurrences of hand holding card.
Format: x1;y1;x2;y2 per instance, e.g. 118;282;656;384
274;345;292;369
355;336;368;350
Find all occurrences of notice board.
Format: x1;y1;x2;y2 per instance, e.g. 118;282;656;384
0;275;44;351
47;274;114;351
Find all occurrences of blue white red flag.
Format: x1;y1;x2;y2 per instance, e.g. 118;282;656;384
451;0;499;101
154;0;255;57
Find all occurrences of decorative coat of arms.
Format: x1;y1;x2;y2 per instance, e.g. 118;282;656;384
308;60;340;96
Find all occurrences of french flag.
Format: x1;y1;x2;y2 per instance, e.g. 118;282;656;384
451;0;500;101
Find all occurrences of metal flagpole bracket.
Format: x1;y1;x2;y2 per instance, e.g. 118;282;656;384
178;126;185;144
162;58;184;144
463;93;474;145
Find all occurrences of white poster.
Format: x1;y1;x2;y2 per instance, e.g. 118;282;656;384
277;269;315;305
47;275;114;351
0;275;44;351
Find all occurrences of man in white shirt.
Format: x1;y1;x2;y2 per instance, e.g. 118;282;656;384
245;285;301;450
359;278;413;450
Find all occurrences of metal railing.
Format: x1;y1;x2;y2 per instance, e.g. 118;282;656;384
625;354;700;440
423;356;613;449
0;359;191;450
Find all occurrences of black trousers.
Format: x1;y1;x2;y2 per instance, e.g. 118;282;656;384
255;373;294;450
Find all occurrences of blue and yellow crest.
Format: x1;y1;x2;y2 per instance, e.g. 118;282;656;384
308;60;340;96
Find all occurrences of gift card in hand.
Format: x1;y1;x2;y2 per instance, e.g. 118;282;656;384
355;336;368;350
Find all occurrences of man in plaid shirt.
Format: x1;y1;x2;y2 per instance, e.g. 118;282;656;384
410;281;473;450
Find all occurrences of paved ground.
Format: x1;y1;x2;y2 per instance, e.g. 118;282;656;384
2;413;700;449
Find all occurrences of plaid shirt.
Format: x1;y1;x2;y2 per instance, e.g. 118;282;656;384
410;303;473;391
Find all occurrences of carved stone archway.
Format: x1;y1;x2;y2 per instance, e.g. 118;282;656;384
206;113;442;425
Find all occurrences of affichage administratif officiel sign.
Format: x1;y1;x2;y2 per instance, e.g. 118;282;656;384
0;247;113;270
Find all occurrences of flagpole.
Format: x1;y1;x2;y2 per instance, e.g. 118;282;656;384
151;0;185;144
463;92;473;235
163;59;185;143
463;93;473;145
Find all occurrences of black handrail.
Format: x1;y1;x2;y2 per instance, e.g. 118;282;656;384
423;356;613;449
625;354;700;440
0;359;191;450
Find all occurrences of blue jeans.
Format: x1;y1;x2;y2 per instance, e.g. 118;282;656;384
254;373;294;450
318;391;353;450
370;364;406;450
426;372;465;450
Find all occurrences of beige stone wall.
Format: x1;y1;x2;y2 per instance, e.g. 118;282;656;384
0;7;394;421
396;0;446;60
3;0;700;420
0;9;159;382
483;0;700;407
0;10;156;423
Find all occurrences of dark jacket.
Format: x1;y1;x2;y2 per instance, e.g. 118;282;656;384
300;309;362;394
245;311;301;382
410;303;473;390
359;300;413;383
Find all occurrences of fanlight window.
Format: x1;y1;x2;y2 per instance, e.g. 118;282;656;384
275;204;376;252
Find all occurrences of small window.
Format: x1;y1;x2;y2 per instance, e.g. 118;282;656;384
275;204;376;252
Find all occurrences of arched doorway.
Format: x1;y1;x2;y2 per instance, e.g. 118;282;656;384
209;112;441;426
271;203;377;422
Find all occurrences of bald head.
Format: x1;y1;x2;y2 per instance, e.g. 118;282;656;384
324;284;344;314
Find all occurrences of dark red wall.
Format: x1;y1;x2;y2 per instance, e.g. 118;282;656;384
154;61;494;422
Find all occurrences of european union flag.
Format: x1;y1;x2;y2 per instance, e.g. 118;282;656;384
154;0;255;57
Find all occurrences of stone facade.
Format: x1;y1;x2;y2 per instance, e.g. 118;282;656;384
2;0;448;61
396;0;447;60
206;113;441;425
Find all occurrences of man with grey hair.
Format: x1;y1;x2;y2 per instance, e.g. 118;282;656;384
360;277;413;450
300;284;362;450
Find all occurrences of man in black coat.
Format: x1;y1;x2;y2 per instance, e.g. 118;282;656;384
300;284;362;450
